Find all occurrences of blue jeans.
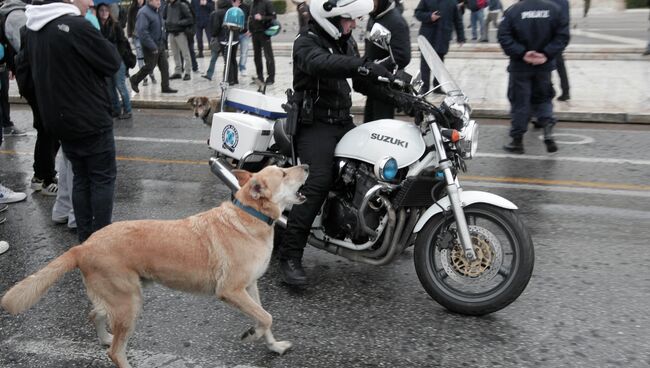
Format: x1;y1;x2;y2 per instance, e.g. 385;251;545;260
61;130;117;242
108;62;131;114
205;41;221;79
471;8;486;40
239;33;251;72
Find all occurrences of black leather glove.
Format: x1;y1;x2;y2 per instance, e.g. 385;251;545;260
391;92;416;117
358;61;394;82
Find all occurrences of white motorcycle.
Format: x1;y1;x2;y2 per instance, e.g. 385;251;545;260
206;32;534;316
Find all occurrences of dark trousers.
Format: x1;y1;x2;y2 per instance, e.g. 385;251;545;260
555;53;569;96
252;32;275;82
131;47;170;90
30;97;59;184
61;130;117;242
507;70;555;138
218;43;239;84
364;97;395;123
280;120;355;260
0;70;12;128
420;52;445;92
196;19;211;54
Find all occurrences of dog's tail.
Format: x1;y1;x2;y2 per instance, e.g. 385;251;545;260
1;247;80;315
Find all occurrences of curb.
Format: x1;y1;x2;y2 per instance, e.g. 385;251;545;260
12;96;648;124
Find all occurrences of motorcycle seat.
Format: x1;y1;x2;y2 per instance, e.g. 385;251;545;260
273;119;293;156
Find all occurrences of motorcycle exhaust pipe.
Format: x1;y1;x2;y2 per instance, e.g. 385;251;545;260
209;157;288;228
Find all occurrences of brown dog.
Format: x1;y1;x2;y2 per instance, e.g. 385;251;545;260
1;165;309;368
187;96;219;126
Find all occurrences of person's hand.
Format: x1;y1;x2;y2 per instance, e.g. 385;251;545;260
254;13;262;20
358;61;394;82
431;11;441;22
523;51;547;65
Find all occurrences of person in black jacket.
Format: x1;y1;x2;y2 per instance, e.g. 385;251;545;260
414;0;465;93
248;0;275;84
362;0;410;122
278;0;395;286
98;3;132;119
165;0;194;80
202;0;239;83
21;0;121;242
497;0;569;154
127;0;156;85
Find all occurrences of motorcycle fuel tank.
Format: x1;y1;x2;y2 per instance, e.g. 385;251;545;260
335;119;425;168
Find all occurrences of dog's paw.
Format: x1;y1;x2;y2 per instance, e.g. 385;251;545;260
268;340;293;355
99;333;113;347
241;327;261;342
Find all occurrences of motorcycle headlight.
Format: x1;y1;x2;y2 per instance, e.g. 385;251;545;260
459;120;479;159
374;157;398;181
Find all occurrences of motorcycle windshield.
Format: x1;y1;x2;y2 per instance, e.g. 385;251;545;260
417;35;462;95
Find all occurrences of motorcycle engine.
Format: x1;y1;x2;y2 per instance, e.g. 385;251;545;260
323;160;384;244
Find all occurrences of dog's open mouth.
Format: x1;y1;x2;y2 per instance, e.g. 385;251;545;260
296;190;306;203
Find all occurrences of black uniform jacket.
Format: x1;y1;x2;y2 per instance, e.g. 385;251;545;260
365;1;411;70
498;0;570;72
414;0;465;56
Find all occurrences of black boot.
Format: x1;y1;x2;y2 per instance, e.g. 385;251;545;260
503;137;524;154
543;125;558;153
279;258;308;286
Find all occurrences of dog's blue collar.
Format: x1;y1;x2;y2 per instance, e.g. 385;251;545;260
232;198;275;226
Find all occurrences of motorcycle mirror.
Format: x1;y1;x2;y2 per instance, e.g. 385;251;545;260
412;72;424;95
368;23;391;50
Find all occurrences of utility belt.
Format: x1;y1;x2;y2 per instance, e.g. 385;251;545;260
283;89;352;134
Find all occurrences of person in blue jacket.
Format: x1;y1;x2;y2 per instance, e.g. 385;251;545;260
497;0;569;154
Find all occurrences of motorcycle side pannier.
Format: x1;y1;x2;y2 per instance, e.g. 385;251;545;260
209;112;275;162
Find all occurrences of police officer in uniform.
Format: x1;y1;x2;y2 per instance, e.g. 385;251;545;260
278;0;395;285
497;0;569;154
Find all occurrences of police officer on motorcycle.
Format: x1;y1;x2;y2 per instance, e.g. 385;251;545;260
278;0;396;285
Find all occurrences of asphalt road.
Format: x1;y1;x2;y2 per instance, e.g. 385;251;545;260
1;106;649;368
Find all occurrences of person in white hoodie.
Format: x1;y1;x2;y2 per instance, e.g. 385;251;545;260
19;0;121;242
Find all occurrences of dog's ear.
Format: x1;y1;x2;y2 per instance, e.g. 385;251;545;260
232;169;252;187
248;178;270;200
187;97;195;105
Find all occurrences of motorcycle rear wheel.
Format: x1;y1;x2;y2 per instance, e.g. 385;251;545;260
414;204;534;316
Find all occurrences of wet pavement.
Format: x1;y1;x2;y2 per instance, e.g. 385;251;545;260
1;106;650;367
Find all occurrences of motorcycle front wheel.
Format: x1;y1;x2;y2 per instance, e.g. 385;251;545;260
414;204;534;316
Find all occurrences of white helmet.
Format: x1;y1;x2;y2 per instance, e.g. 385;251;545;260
309;0;374;40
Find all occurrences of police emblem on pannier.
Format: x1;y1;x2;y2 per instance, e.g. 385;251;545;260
222;125;239;152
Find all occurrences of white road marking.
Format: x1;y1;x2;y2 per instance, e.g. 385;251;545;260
538;204;650;220
571;29;647;46
0;336;237;368
464;181;650;198
536;133;595;145
475;152;650;166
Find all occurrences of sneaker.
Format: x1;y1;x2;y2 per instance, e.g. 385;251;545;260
279;258;308;286
183;74;191;81
118;111;132;120
240;69;248;77
169;73;182;80
161;87;178;93
0;240;9;255
2;127;27;136
557;94;570;101
143;78;149;86
31;176;44;191
40;182;58;196
0;184;27;204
